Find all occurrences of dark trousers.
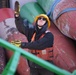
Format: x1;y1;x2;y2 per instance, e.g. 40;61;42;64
30;67;54;75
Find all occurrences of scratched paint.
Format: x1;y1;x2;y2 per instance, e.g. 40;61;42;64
53;0;76;40
61;23;71;37
49;23;76;72
0;18;30;75
0;18;16;40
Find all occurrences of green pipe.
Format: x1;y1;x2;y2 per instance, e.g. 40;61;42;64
72;70;76;75
2;51;20;75
0;38;73;75
20;2;45;23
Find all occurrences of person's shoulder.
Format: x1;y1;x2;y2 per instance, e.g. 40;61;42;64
45;30;53;36
44;31;54;40
45;30;50;33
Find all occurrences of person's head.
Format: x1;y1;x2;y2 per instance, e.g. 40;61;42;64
34;14;51;29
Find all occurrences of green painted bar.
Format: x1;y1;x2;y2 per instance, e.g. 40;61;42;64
0;38;73;75
72;70;76;75
2;51;20;75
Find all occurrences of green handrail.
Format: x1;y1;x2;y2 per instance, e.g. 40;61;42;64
0;38;76;75
2;51;20;75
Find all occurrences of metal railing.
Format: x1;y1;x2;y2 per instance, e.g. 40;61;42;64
0;38;76;75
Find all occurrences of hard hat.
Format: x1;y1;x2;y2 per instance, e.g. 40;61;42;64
34;14;51;28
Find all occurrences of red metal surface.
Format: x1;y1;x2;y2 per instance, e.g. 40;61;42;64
0;8;14;22
7;32;30;75
49;23;76;72
53;0;76;40
0;47;6;74
0;17;30;75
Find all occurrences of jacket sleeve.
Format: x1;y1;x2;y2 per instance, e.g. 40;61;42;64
21;32;54;50
15;16;29;36
15;16;35;41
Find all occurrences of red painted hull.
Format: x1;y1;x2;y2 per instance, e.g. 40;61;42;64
0;47;6;74
0;17;30;75
50;23;76;72
7;32;30;75
53;0;76;40
0;8;14;22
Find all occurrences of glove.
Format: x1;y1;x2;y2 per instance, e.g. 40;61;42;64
14;1;20;18
11;40;21;47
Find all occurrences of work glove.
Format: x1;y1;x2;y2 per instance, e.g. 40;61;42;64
11;40;21;47
14;1;20;18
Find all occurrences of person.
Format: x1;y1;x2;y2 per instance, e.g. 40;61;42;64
14;11;54;75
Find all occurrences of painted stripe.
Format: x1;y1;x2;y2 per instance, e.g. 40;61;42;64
54;8;76;21
47;0;61;20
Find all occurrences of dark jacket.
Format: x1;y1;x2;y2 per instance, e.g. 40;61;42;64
15;16;54;68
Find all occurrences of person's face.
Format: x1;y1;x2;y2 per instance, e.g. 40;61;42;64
37;17;46;27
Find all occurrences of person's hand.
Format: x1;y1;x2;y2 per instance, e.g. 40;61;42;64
14;12;19;18
11;40;21;47
14;1;20;18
